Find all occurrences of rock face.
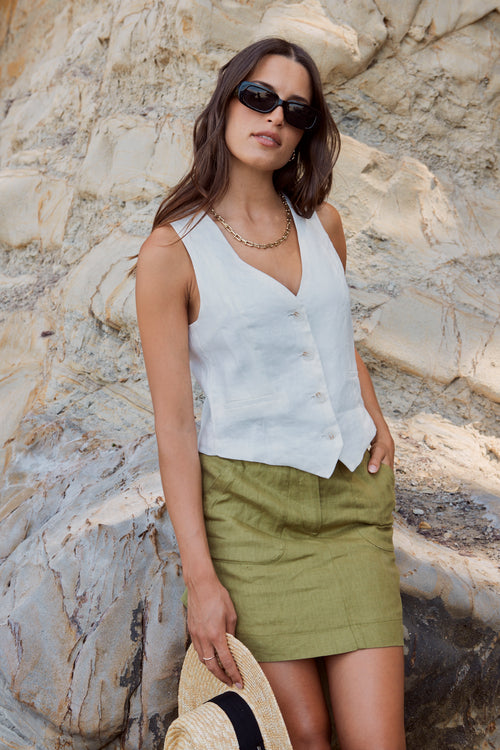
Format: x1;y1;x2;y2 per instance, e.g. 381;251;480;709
0;1;499;748
0;430;185;749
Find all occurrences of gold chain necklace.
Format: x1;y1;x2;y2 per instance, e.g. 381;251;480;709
210;193;292;249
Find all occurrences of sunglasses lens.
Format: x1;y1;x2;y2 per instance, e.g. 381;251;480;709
285;103;317;130
239;85;277;113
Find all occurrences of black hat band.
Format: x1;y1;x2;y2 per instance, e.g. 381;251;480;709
208;692;267;750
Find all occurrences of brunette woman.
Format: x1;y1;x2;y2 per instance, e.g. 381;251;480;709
136;37;406;750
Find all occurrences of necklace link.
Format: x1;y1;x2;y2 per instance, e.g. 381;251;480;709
210;193;292;249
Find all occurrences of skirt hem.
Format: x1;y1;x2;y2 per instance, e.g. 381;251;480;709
236;619;404;663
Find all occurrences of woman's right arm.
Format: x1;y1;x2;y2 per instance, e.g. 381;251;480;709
135;226;242;687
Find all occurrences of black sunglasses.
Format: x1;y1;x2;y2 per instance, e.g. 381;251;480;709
234;81;319;131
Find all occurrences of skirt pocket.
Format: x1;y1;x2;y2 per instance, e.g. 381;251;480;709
201;454;285;565
356;523;395;552
350;455;396;552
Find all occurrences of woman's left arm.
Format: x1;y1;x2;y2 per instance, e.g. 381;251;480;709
354;350;394;472
317;201;395;473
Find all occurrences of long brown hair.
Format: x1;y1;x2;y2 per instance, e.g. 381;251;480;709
153;38;340;229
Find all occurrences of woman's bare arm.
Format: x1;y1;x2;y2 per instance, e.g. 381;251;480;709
317;202;395;472
354;350;395;471
135;226;242;686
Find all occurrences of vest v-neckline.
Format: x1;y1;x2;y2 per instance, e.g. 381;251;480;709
206;199;305;299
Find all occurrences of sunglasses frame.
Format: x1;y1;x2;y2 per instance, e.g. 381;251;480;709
234;81;319;131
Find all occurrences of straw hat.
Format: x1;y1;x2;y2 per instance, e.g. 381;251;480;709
164;633;293;749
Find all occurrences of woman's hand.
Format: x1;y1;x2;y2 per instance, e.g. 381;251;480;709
187;573;243;688
351;348;395;474
368;428;395;473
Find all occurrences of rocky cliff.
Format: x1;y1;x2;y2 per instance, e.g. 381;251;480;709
0;1;499;748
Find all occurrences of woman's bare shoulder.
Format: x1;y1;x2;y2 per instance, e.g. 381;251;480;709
316;201;342;230
137;225;193;283
139;225;186;262
316;202;347;270
135;225;197;319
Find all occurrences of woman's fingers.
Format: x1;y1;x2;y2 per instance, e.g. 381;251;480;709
200;644;233;686
368;444;392;472
213;633;243;688
368;445;384;473
195;633;243;688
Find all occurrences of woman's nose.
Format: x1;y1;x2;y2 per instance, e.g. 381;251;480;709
267;105;285;126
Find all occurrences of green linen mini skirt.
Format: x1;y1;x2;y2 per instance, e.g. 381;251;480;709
185;450;403;663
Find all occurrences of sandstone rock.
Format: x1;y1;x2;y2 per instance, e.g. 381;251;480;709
406;0;500;44
62;229;139;334
323;0;388;68
329;12;499;185
402;592;499;750
371;0;421;47
64;11;112;68
260;2;363;81
0;425;185;749
55;226;154;442
332;135;468;288
0;1;16;49
0;311;54;456
149;116;192;190
401;414;500;495
395;522;500;628
79;117;157;201
174;0;213;50
106;2;160;74
395;523;500;748
358;287;500;402
0;70;91;165
0;1;499;748
0;170;73;248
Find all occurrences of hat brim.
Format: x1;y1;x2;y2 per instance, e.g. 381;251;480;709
176;633;293;749
165;702;241;750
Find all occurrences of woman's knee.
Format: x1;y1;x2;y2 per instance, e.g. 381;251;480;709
288;712;332;750
259;658;332;750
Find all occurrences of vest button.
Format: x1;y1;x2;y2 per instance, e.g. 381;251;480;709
301;351;313;360
328;432;335;440
314;391;327;402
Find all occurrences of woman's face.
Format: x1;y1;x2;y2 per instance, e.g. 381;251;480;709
224;54;313;173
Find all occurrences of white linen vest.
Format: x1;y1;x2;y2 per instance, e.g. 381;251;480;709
172;200;376;478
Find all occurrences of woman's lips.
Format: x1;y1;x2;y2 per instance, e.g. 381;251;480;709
252;131;281;147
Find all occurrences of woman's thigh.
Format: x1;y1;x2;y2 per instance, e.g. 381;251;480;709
325;646;406;750
259;658;332;750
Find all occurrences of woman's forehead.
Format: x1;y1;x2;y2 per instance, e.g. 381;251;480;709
248;54;312;101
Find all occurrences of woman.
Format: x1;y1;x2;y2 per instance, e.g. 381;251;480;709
136;37;406;750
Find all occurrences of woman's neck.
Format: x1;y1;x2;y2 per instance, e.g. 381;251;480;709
215;162;282;219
